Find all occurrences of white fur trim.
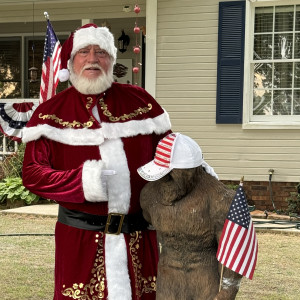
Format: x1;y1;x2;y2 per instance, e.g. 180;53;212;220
72;26;117;64
22;110;171;146
100;138;131;299
105;235;132;300
99;138;130;213
82;160;108;202
22;124;105;145
58;68;70;82
101;110;171;139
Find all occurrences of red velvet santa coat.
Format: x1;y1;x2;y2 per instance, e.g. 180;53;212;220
22;83;171;300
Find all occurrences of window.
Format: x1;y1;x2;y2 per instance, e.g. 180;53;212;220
0;38;22;99
244;1;300;128
0;133;18;161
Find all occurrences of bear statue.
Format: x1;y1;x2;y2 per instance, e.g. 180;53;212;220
138;133;243;300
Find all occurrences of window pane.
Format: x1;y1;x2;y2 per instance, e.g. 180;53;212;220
255;7;273;33
275;6;294;32
296;5;300;31
273;90;292;115
295;33;300;59
274;62;293;88
0;39;21;81
253;89;272;115
0;82;21;98
293;90;300;115
0;38;21;98
254;63;273;89
295;62;300;88
274;33;293;59
254;34;272;60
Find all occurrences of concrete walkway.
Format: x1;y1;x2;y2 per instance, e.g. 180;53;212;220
1;203;58;217
1;204;300;234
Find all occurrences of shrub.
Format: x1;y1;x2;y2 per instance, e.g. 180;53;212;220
0;177;40;206
1;143;26;178
286;183;300;217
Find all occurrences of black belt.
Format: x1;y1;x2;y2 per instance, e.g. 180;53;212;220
58;206;149;234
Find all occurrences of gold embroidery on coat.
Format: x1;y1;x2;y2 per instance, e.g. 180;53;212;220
39;113;94;128
129;231;156;297
99;97;152;122
86;97;94;109
61;232;106;299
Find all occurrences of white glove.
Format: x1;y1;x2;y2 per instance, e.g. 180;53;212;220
102;170;117;176
101;170;117;197
202;161;219;180
82;159;117;202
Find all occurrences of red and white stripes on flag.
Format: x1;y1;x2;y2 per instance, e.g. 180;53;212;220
216;185;258;280
40;20;61;103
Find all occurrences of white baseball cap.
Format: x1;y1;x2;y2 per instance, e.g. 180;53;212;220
137;133;204;181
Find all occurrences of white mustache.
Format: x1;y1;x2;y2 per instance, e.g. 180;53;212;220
82;64;102;71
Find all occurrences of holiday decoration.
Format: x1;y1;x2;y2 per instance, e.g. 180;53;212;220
0;101;38;142
132;1;142;84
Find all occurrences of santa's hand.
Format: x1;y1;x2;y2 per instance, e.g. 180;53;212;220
202;161;219;180
82;160;117;202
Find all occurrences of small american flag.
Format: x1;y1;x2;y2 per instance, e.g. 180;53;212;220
40;20;61;103
216;184;258;279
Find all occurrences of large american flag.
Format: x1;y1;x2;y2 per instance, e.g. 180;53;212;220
40;20;61;103
216;184;258;280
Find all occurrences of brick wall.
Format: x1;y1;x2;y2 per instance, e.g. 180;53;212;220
221;180;299;212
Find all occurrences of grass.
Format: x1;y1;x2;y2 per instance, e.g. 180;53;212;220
0;214;56;300
236;230;300;300
0;214;300;299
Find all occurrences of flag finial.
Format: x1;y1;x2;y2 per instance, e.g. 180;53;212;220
240;176;244;184
44;12;49;20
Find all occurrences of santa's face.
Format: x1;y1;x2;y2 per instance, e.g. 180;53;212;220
69;44;114;95
72;45;111;79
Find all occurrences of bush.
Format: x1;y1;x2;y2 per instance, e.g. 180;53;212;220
0;177;40;206
1;143;26;178
286;183;300;217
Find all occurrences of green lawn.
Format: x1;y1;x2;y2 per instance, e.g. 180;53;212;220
0;214;299;299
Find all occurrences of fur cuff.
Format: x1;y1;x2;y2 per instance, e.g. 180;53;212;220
82;160;108;202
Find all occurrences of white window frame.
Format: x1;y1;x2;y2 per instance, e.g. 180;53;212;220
243;0;300;129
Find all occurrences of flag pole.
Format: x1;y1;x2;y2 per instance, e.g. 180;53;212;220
219;263;224;292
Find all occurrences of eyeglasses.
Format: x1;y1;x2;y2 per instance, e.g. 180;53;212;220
77;48;109;58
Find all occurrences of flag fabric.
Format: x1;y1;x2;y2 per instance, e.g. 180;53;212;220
0;101;38;142
216;184;258;279
40;20;61;103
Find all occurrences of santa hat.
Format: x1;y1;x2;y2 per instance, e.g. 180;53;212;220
58;23;117;82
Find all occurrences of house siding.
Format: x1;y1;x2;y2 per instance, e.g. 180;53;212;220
156;0;300;183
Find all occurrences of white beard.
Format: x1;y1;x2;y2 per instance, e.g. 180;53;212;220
69;63;114;95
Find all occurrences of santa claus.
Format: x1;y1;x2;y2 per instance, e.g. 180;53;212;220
22;23;171;300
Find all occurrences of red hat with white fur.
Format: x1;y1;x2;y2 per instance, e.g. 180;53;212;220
58;23;117;82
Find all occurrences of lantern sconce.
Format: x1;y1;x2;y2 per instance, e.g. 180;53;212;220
118;30;130;53
29;2;38;83
29;66;38;83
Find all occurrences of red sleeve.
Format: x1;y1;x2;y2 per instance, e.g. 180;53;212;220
22;138;85;203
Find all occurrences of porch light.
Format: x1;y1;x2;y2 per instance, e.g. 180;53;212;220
29;66;38;83
118;30;130;53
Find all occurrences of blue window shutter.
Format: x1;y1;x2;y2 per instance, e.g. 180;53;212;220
216;1;245;124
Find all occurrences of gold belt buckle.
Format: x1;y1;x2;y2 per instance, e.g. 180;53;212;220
104;213;125;235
